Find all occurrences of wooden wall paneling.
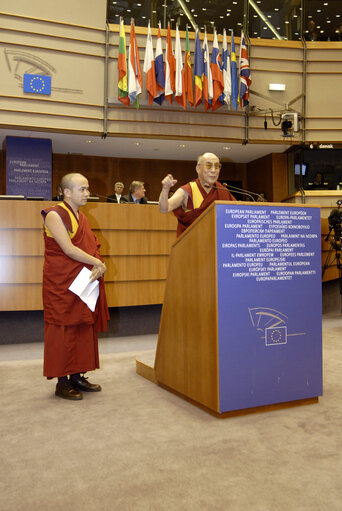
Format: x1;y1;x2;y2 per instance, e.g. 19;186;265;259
0;284;43;310
246;154;273;200
52;154;247;203
0;229;44;255
272;153;288;202
0;201;177;310
105;280;167;307
94;230;176;256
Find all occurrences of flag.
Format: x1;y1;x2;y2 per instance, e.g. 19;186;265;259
230;30;239;111
202;30;213;111
154;22;165;105
143;21;157;105
118;19;129;105
221;28;231;107
175;25;186;109
165;23;176;103
128;20;142;108
239;31;252;107
194;29;203;107
184;25;194;107
210;28;224;112
23;74;51;95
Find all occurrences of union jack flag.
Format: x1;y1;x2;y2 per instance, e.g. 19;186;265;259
239;31;252;107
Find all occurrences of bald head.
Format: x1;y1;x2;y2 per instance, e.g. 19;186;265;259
197;152;219;165
61;173;86;193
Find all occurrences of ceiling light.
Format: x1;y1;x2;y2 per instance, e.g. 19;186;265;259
85;140;95;144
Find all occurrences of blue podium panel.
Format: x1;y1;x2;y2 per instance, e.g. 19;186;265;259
6;136;52;199
216;204;322;413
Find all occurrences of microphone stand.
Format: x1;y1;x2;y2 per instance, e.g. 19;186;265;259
203;183;256;201
222;183;264;202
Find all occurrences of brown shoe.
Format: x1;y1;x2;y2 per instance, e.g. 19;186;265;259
70;374;102;392
55;381;83;400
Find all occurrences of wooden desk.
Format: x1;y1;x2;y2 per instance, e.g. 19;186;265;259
0;201;177;311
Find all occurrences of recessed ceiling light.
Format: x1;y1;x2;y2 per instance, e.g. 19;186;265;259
85;140;95;144
134;142;140;146
223;146;231;150
179;144;186;148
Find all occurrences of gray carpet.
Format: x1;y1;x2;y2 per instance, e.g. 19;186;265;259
0;327;341;511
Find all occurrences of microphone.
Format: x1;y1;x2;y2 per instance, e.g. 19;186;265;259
222;183;265;202
203;183;256;202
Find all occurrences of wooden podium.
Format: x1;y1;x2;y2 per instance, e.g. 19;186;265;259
136;201;323;417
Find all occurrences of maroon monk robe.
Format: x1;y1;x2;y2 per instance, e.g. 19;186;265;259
41;202;109;379
173;178;236;237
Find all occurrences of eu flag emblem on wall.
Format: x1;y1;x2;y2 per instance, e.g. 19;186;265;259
23;74;51;95
265;326;287;346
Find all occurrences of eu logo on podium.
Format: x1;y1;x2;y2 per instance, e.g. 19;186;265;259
265;326;287;346
23;74;51;95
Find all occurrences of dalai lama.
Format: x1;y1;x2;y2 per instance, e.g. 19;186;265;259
158;152;236;237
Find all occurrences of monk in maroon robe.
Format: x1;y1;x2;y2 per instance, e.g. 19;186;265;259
159;152;236;236
41;173;109;400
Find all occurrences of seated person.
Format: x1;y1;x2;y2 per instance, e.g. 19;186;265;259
107;181;127;203
52;184;64;201
306;172;328;190
257;192;267;202
122;181;148;204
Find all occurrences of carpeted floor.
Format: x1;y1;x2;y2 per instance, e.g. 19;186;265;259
0;326;341;511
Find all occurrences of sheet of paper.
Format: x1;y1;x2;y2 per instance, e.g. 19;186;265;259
68;267;99;312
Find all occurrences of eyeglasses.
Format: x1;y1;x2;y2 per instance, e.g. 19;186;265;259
202;162;222;170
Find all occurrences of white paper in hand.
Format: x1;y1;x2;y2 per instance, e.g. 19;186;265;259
68;267;99;312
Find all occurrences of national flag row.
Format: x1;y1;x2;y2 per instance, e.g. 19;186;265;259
117;20;252;111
